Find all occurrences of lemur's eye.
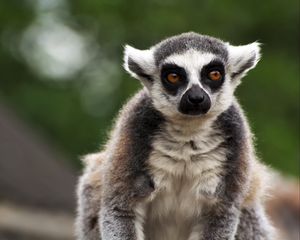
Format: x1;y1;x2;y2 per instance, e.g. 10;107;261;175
208;71;222;81
167;73;181;84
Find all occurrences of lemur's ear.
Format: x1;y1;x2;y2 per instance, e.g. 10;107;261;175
227;42;261;81
123;45;156;89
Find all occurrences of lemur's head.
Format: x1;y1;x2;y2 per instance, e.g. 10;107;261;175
124;32;260;118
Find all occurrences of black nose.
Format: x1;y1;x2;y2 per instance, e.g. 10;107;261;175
187;93;204;104
179;85;211;115
187;87;205;104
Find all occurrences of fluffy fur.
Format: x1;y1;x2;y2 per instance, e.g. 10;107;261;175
76;32;274;240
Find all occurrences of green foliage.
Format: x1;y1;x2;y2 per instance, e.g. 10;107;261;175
0;0;298;176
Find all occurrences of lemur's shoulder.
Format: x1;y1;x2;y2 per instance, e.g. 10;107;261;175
105;89;165;155
79;89;164;196
215;101;271;206
215;100;249;135
116;89;159;121
81;89;164;169
109;89;163;133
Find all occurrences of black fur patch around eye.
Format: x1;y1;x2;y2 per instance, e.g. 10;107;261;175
200;59;225;92
160;63;188;95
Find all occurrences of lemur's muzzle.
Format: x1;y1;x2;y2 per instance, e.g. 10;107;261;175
179;85;211;115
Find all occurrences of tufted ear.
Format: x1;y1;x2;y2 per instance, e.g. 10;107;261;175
123;45;156;89
227;42;261;82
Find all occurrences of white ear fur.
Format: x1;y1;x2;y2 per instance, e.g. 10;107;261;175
227;42;261;80
123;45;155;83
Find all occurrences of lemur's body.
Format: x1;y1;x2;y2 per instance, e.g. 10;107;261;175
76;32;274;240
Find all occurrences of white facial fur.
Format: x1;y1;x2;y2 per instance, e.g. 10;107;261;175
151;50;232;118
124;40;261;119
162;50;215;88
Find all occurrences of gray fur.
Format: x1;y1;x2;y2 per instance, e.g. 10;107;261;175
154;32;228;66
76;32;273;240
76;183;100;239
75;153;104;240
235;205;275;240
101;91;164;240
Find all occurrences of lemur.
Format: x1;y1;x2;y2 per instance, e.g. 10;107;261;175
76;32;275;240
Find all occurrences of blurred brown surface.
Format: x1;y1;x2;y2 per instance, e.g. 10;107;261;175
0;102;77;212
0;203;74;240
267;174;300;240
0;102;77;239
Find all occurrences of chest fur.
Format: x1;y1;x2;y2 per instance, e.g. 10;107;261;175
143;125;227;239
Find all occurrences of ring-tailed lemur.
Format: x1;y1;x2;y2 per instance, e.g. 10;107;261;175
76;32;275;240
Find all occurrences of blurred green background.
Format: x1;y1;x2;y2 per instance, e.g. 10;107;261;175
0;0;299;176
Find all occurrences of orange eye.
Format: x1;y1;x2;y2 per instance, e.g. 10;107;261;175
208;71;222;81
167;73;181;83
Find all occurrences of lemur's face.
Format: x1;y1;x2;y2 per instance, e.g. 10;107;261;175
156;50;227;117
124;32;260;118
